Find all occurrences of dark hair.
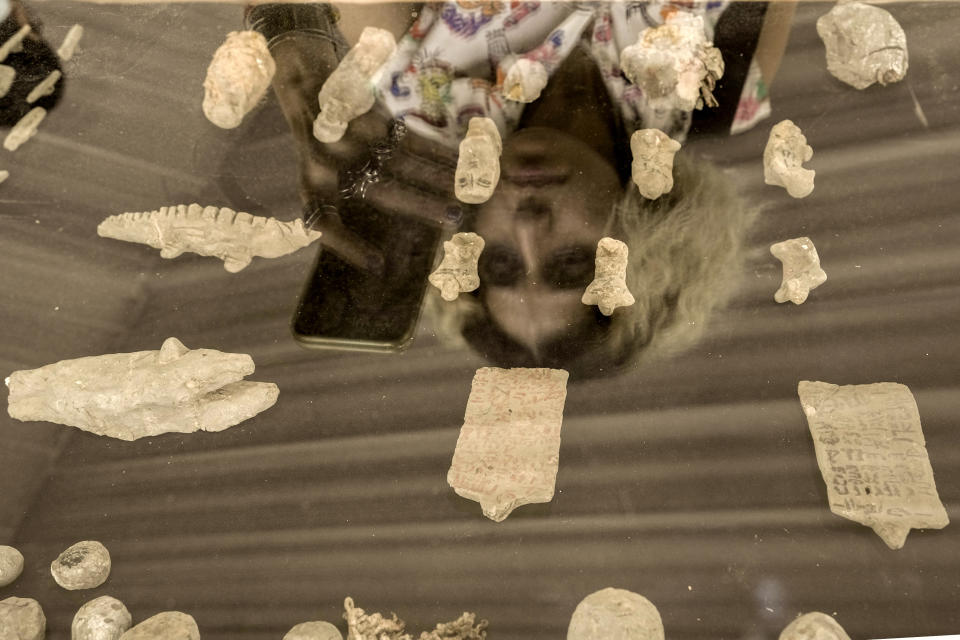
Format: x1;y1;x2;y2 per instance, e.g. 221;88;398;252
1;12;65;127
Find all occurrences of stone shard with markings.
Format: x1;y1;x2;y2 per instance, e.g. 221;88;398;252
630;128;681;200
764;120;815;199
72;596;133;640
119;612;200;640
429;232;485;302
455;117;502;205
816;2;908;90
0;546;23;587
582;238;635;316
567;588;664;640
0;597;45;640
779;612;851;640
203;30;276;129
770;237;827;305
51;540;112;590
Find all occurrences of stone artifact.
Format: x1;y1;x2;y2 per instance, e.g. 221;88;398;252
343;598;486;640
419;614;487;640
0;24;30;63
503;57;548;103
0;170;8;186
119;612;199;640
72;596;133;640
97;203;322;272
58;24;84;61
567;588;663;640
26;69;61;104
0;546;24;587
0;64;14;98
619;12;723;112
0;597;45;640
447;367;569;522
284;621;343;640
798;381;949;549
6;337;279;441
770;237;827;305
455;117;502;204
3;107;46;152
428;232;485;302
51;540;111;590
764;120;815;199
581;237;635;316
314;27;396;143
816;2;908;90
630;128;681;200
779;612;851;640
203;30;276;129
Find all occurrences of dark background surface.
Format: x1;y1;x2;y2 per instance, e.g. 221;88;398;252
1;2;958;639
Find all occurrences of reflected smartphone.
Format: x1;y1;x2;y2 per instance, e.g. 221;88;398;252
291;199;443;352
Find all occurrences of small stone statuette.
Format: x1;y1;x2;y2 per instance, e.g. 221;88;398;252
73;596;133;640
314;27;396;143
429;232;485;302
779;612;851;640
119;612;200;640
203;30;276;129
582;238;635;316
619;12;723;112
567;588;663;640
58;24;85;61
0;546;24;587
51;540;112;590
630;128;681;200
764;120;815;199
3;106;46;152
0;597;46;640
770;237;827;305
284;620;343;640
7;337;279;441
502;57;548;103
0;64;14;98
455;117;502;204
342;598;487;640
817;2;908;90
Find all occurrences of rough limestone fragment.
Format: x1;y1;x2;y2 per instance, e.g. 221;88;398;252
0;169;8;185
284;621;343;640
630;129;681;200
764;120;815;199
119;612;199;640
567;588;663;640
314;27;396;143
419;613;487;640
73;596;133;640
779;612;850;640
770;237;827;305
581;237;634;316
816;2;908;90
455;117;502;205
58;24;84;61
0;64;14;98
798;381;949;549
3;107;46;152
203;30;276;129
447;367;569;522
0;597;46;640
51;540;111;590
342;598;486;640
503;57;548;103
619;12;723;112
97;204;322;272
428;232;485;302
26;69;61;104
0;546;24;587
6;336;280;441
0;24;31;63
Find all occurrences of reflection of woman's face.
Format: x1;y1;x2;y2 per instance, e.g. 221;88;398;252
471;126;621;349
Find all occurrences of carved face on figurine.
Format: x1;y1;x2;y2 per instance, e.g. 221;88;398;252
456;120;503;204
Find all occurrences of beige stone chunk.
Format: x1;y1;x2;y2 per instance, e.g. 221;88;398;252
72;596;133;640
503;57;548;103
455;117;502;204
567;588;663;640
771;237;827;305
314;27;396;143
203;30;276;129
284;621;342;640
0;169;8;186
0;546;24;587
97;204;322;272
26;70;61;104
6;337;279;441
0;24;31;63
51;540;111;590
798;381;949;549
58;24;85;61
418;613;487;640
630;129;681;200
764;120;815;199
779;612;850;640
342;598;486;640
429;232;485;302
0;597;45;640
119;612;199;640
581;237;634;316
817;2;908;90
3;107;46;152
447;367;568;522
0;64;14;98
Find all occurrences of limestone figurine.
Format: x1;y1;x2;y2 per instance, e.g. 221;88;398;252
26;69;61;104
779;612;851;640
3;106;46;151
97;204;322;272
0;24;30;63
503;57;548;103
429;232;485;302
58;24;84;61
567;588;664;640
0;545;24;587
582;238;635;316
817;2;908;90
0;597;45;640
0;64;14;98
284;621;343;640
630;128;681;200
764;120;815;199
203;30;276;129
119;612;200;640
770;237;827;305
51;540;111;590
455;117;502;204
72;596;133;640
6;337;280;441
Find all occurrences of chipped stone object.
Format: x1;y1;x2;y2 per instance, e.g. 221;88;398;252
26;69;61;104
567;588;663;640
97;204;322;272
314;27;396;143
3;106;46;152
0;169;8;185
58;24;84;61
455;117;502;204
764;120;815;199
119;612;200;640
816;2;908;90
284;621;343;640
429;232;485;302
630;128;681;200
619;12;723;112
419;613;487;640
503;57;548;103
203;30;276;129
779;612;851;640
582;237;635;316
447;367;569;522
342;598;487;640
798;381;950;549
0;24;31;63
0;546;24;587
0;64;14;98
0;597;46;640
73;596;133;640
51;540;111;590
771;237;827;305
6;336;280;441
